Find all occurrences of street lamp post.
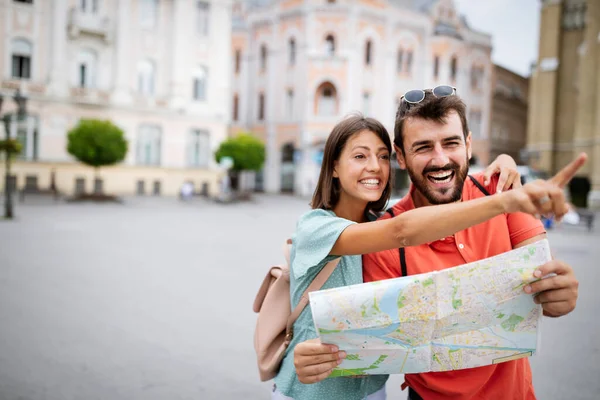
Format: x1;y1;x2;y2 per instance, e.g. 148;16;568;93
1;90;27;219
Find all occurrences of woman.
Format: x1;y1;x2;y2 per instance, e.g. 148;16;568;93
272;115;579;400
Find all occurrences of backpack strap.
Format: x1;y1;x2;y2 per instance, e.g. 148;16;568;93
468;175;491;196
285;257;341;342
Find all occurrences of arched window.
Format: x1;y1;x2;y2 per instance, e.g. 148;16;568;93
406;50;413;74
137;125;162;166
193;66;208;101
450;56;458;81
289;38;296;65
11;38;32;79
77;49;97;88
365;40;372;66
316;82;338;116
433;55;440;79
325;35;335;56
471;65;485;90
258;93;265;120
235;49;241;74
137;60;155;95
260;44;268;71
80;0;99;13
232;94;239;121
397;49;404;73
140;0;158;28
187;129;210;167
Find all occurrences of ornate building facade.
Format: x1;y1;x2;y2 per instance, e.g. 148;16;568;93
0;0;232;197
527;0;600;208
231;0;494;196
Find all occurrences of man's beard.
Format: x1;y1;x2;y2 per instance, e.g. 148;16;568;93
406;159;469;205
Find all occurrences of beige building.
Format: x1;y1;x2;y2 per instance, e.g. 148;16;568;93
0;0;232;197
490;65;529;164
527;0;600;208
231;0;494;196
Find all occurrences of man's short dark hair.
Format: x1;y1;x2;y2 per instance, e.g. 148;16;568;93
394;91;469;153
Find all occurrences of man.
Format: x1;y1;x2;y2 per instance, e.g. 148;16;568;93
294;88;582;400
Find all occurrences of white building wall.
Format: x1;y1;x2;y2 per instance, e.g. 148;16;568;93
0;0;232;196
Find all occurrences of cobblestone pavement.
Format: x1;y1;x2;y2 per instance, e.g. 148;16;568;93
0;195;598;400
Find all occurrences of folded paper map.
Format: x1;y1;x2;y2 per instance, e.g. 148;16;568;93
309;239;551;376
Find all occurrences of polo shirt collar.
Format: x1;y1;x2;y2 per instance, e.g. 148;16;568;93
399;180;472;245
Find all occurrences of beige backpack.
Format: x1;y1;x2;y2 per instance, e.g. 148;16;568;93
252;239;340;381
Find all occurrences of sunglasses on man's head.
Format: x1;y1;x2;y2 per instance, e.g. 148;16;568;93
401;85;457;104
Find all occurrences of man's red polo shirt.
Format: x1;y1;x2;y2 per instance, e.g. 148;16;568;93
363;173;546;400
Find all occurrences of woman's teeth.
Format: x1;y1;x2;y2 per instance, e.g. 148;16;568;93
360;179;380;188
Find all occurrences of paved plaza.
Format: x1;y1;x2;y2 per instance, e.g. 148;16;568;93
0;194;598;400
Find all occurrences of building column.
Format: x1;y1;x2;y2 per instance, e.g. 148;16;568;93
48;0;68;97
573;0;598;175
111;0;132;104
263;16;281;194
526;0;563;173
588;1;600;209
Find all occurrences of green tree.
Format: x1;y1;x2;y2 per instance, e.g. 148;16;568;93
214;133;265;171
0;138;22;156
67;119;128;181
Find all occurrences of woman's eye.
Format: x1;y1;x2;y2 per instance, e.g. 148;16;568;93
380;154;390;160
354;154;365;159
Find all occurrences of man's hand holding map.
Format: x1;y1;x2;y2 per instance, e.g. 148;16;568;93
309;239;552;376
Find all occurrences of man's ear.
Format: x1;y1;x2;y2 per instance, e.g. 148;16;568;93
394;144;407;170
466;132;472;160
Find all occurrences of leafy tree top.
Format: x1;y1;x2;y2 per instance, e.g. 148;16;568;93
0;139;22;155
215;133;265;171
67;119;128;168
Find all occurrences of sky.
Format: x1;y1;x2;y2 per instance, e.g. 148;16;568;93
453;0;541;77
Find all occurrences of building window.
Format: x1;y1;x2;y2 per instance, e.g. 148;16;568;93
365;40;372;66
471;65;484;90
406;50;413;74
397;49;404;73
140;0;158;28
187;129;210;168
137;60;155;95
197;1;210;36
450;56;457;81
11;39;32;80
469;110;482;139
235;49;241;74
80;0;99;13
77;49;97;88
260;44;268;72
286;89;294;119
325;35;335;56
258;93;265;120
433;55;440;79
232;94;239;121
136;125;162;166
362;92;370;116
193;66;208;101
316;82;337;116
289;38;296;65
